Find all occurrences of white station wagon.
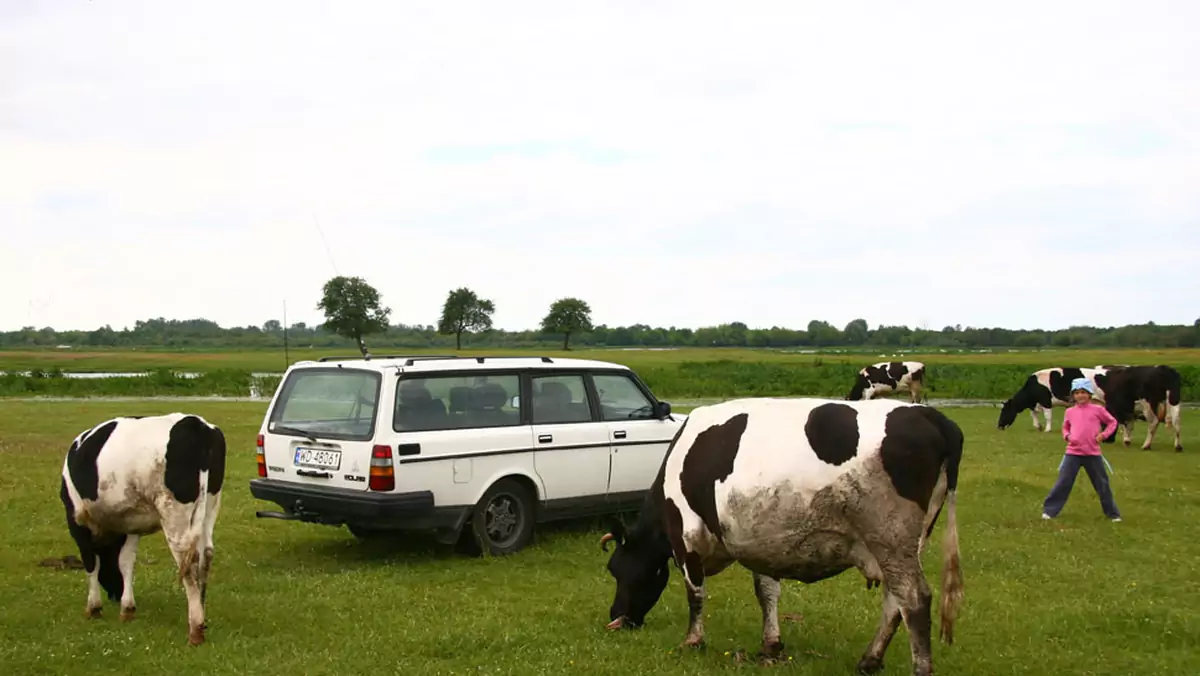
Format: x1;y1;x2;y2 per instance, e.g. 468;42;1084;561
249;354;686;554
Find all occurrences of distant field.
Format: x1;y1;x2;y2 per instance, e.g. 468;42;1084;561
1;401;1197;675
4;346;1200;373
3;347;1199;401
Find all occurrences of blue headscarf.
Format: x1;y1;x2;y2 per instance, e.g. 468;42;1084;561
1071;377;1094;394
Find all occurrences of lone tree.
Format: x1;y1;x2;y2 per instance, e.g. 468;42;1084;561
316;275;392;357
437;287;496;350
541;297;593;350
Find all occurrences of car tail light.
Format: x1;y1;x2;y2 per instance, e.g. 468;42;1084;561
369;444;395;491
256;433;267;477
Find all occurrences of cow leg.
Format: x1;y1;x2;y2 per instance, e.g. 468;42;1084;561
118;535;140;621
1029;407;1042;431
1169;405;1183;452
1140;402;1159;450
1122;419;1133;446
1043;406;1053;433
890;567;935;676
200;491;222;610
752;573;784;658
84;558;104;619
856;585;903;675
165;539;206;645
680;556;706;649
67;518;103;618
160;503;206;646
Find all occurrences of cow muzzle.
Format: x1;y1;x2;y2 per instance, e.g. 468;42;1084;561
607;615;641;630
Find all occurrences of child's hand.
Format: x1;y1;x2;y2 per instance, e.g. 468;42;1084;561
1095;433;1105;444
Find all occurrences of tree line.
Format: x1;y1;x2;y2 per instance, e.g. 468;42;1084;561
4;275;1199;351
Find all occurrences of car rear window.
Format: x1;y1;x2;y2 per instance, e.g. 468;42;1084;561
269;368;381;440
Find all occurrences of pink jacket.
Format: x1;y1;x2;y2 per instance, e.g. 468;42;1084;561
1062;402;1119;456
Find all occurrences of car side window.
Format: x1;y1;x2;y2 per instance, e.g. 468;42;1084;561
593;373;656;421
393;374;522;432
531;374;594;424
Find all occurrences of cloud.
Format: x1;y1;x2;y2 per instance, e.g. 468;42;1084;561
1;0;1198;333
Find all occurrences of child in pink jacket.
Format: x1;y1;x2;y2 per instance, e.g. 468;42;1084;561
1041;377;1122;521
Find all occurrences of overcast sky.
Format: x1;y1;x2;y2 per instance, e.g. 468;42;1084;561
2;0;1197;333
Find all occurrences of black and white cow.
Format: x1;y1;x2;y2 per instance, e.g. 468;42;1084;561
996;367;1108;432
600;397;964;676
847;361;926;403
59;413;226;645
1094;365;1183;452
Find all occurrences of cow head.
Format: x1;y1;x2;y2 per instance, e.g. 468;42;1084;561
997;378;1038;430
601;518;671;630
996;398;1020;430
846;375;871;401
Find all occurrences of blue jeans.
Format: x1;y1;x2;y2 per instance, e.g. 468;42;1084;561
1043;454;1121;519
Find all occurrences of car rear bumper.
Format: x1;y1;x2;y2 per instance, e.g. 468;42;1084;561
249;478;450;528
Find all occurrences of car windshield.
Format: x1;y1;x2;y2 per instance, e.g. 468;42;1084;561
269;368;381;440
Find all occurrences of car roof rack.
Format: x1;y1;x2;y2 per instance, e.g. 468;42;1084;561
402;355;555;366
317;354;455;362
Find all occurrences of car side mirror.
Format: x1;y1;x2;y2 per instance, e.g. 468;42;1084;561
653;401;672;419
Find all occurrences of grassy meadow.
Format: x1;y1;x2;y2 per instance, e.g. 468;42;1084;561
1;399;1197;675
4;345;1200;373
3;347;1199;401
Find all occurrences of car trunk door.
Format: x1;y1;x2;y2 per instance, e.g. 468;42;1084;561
261;425;376;491
259;365;387;492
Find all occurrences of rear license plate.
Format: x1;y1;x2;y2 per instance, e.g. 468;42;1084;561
294;447;342;470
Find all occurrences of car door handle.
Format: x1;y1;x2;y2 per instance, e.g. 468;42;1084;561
613;430;627;439
538;434;553;443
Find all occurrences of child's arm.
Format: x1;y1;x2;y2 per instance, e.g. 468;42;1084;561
1097;406;1119;442
1062;412;1072;440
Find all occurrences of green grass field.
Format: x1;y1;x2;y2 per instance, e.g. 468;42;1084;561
4;346;1199;402
2;400;1197;675
4;346;1200;373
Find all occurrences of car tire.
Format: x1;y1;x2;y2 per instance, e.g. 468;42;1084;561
468;478;535;556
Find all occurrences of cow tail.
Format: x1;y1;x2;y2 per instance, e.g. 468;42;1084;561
937;412;965;646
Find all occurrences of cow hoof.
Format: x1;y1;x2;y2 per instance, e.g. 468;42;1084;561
1123;440;1131;447
120;606;136;622
85;606;102;619
760;640;785;660
680;637;705;650
188;625;206;646
1175;445;1183;453
855;655;884;674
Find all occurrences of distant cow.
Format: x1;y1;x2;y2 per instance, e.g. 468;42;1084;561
59;413;226;645
847;361;926;403
600;397;964;676
1094;365;1183;451
996;367;1109;432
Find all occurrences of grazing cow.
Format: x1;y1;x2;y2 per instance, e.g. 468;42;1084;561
59;413;226;645
847;361;927;403
1093;365;1183;451
996;367;1109;432
600;397;964;676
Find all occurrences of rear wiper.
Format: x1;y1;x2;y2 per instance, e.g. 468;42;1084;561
270;424;319;442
